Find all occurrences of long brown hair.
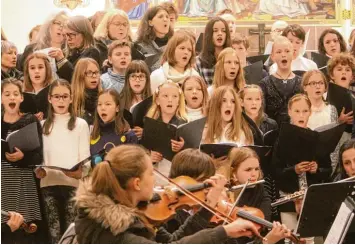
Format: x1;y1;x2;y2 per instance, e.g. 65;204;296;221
23;53;53;92
120;60;152;110
318;29;347;56
205;86;253;144
71;58;102;117
136;5;174;44
199;17;231;68
43;79;76;135
91;89;130;140
90;144;154;232
212;47;245;92
239;85;265;127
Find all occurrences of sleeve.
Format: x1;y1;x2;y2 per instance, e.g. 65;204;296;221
195;57;202;76
56;59;74;82
78;120;91;176
330;105;339;123
119;225;228;244
259;188;272;221
156;208;215;242
311;154;332;183
150;69;162;93
16;117;43;168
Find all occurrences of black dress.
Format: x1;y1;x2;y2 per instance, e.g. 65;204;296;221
259;75;302;126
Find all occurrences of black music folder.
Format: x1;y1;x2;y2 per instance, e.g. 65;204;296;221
1;122;40;153
20;86;50;118
244;61;264;85
246;54;270;65
123;96;153;128
142;117;206;161
327;82;353;115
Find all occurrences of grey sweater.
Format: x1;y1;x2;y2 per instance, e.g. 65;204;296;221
100;68;125;94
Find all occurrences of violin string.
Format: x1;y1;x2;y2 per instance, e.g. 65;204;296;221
153;169;233;223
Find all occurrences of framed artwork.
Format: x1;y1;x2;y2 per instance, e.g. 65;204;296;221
352;0;355;26
113;0;342;25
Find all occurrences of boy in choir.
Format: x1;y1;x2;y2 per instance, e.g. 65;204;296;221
269;24;317;75
101;40;132;94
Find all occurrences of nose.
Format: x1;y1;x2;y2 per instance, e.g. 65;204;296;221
192;88;197;94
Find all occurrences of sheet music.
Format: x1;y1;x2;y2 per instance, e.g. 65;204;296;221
324;202;353;244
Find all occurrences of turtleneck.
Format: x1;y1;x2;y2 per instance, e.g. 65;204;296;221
186;106;204;122
99;119;116;134
54;112;70;122
155;35;169;47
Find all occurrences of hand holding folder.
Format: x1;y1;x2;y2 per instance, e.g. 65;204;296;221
142;117;206;161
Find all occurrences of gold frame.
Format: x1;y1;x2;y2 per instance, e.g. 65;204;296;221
128;0;342;27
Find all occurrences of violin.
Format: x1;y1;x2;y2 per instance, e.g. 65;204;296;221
1;210;37;233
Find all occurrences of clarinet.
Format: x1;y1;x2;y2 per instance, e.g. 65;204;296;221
271;175;355;207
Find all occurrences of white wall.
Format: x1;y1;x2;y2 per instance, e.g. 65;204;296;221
1;0;107;52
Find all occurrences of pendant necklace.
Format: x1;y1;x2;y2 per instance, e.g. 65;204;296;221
276;71;292;84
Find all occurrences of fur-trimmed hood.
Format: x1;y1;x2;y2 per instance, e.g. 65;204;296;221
74;179;138;236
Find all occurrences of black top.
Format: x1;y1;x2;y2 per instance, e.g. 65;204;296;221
154;36;169;48
259;75;302;126
57;46;101;82
1;68;23;81
83;88;98;126
259;116;278;135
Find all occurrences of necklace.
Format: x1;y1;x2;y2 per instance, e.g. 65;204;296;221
276;71;292;84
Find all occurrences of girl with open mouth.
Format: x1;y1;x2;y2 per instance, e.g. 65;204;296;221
150;31;199;92
208;47;246;96
259;36;302;126
71;58;102;126
90;89;138;168
239;85;278;135
120;60;152;140
22;53;53;120
38;79;90;243
181;75;208;122
1;78;43;244
196;17;231;86
202;86;253;146
146;81;187;185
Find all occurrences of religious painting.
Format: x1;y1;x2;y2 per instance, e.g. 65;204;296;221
352;0;355;26
113;0;341;25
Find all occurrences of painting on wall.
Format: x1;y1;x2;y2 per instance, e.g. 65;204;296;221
114;0;341;24
352;0;355;26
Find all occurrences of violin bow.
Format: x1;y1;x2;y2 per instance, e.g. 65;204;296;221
153;169;266;240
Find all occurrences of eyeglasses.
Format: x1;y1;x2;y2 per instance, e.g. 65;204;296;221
65;32;77;40
85;71;100;77
129;74;146;80
306;81;325;87
53;20;64;27
51;94;70;101
110;22;128;28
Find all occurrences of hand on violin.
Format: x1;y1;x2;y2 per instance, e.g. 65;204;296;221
5;147;24;162
171;137;184;152
132;126;143;140
34;167;47;179
7;211;24;232
204;174;227;208
263;221;291;244
309;161;318;174
223;218;260;238
63;166;82;179
338;107;353;125
151;151;163;163
295;161;311;175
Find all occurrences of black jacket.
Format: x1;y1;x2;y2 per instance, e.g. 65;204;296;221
74;180;229;244
57;46;101;82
